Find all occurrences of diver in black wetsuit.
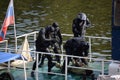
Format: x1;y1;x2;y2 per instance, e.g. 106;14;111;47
72;13;91;37
61;37;89;73
38;22;62;67
51;22;62;63
31;26;56;77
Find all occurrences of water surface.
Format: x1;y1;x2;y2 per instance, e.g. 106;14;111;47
0;0;112;54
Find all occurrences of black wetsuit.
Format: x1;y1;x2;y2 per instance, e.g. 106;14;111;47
72;18;91;37
61;37;89;73
52;27;62;63
32;26;56;73
39;26;62;65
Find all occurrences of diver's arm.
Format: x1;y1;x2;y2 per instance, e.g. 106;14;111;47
41;29;55;42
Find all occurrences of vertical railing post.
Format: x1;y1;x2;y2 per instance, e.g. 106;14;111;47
33;32;37;60
65;55;68;80
36;52;39;80
21;55;27;80
5;40;8;52
15;37;18;53
101;60;104;75
89;37;92;62
61;44;64;63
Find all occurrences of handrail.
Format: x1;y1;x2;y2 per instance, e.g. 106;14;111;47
0;40;8;52
16;32;111;63
14;32;111;80
62;33;111;40
16;31;111;54
16;31;38;38
33;51;112;80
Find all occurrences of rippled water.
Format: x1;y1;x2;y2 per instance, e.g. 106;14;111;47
0;0;112;54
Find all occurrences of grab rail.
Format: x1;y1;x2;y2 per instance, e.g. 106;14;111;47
0;40;8;52
34;51;112;80
15;31;111;80
16;31;111;61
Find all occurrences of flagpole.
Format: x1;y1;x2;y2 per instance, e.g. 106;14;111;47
12;0;17;52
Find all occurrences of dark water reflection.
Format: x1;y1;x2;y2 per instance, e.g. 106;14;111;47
0;0;111;54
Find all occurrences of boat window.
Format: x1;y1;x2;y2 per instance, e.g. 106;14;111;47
114;0;120;26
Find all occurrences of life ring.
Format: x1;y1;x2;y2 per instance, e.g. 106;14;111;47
0;72;14;80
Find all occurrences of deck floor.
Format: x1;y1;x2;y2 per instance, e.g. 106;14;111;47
0;61;109;80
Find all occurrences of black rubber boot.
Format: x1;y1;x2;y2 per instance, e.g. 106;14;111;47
31;71;34;77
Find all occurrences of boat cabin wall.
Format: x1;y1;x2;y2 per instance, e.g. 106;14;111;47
112;0;120;60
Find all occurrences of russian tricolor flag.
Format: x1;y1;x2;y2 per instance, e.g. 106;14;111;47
0;0;14;41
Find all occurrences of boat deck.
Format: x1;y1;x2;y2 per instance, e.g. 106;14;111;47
0;60;109;80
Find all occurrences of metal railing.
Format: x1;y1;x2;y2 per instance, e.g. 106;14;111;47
33;51;112;80
14;31;111;80
0;40;8;52
15;31;111;58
